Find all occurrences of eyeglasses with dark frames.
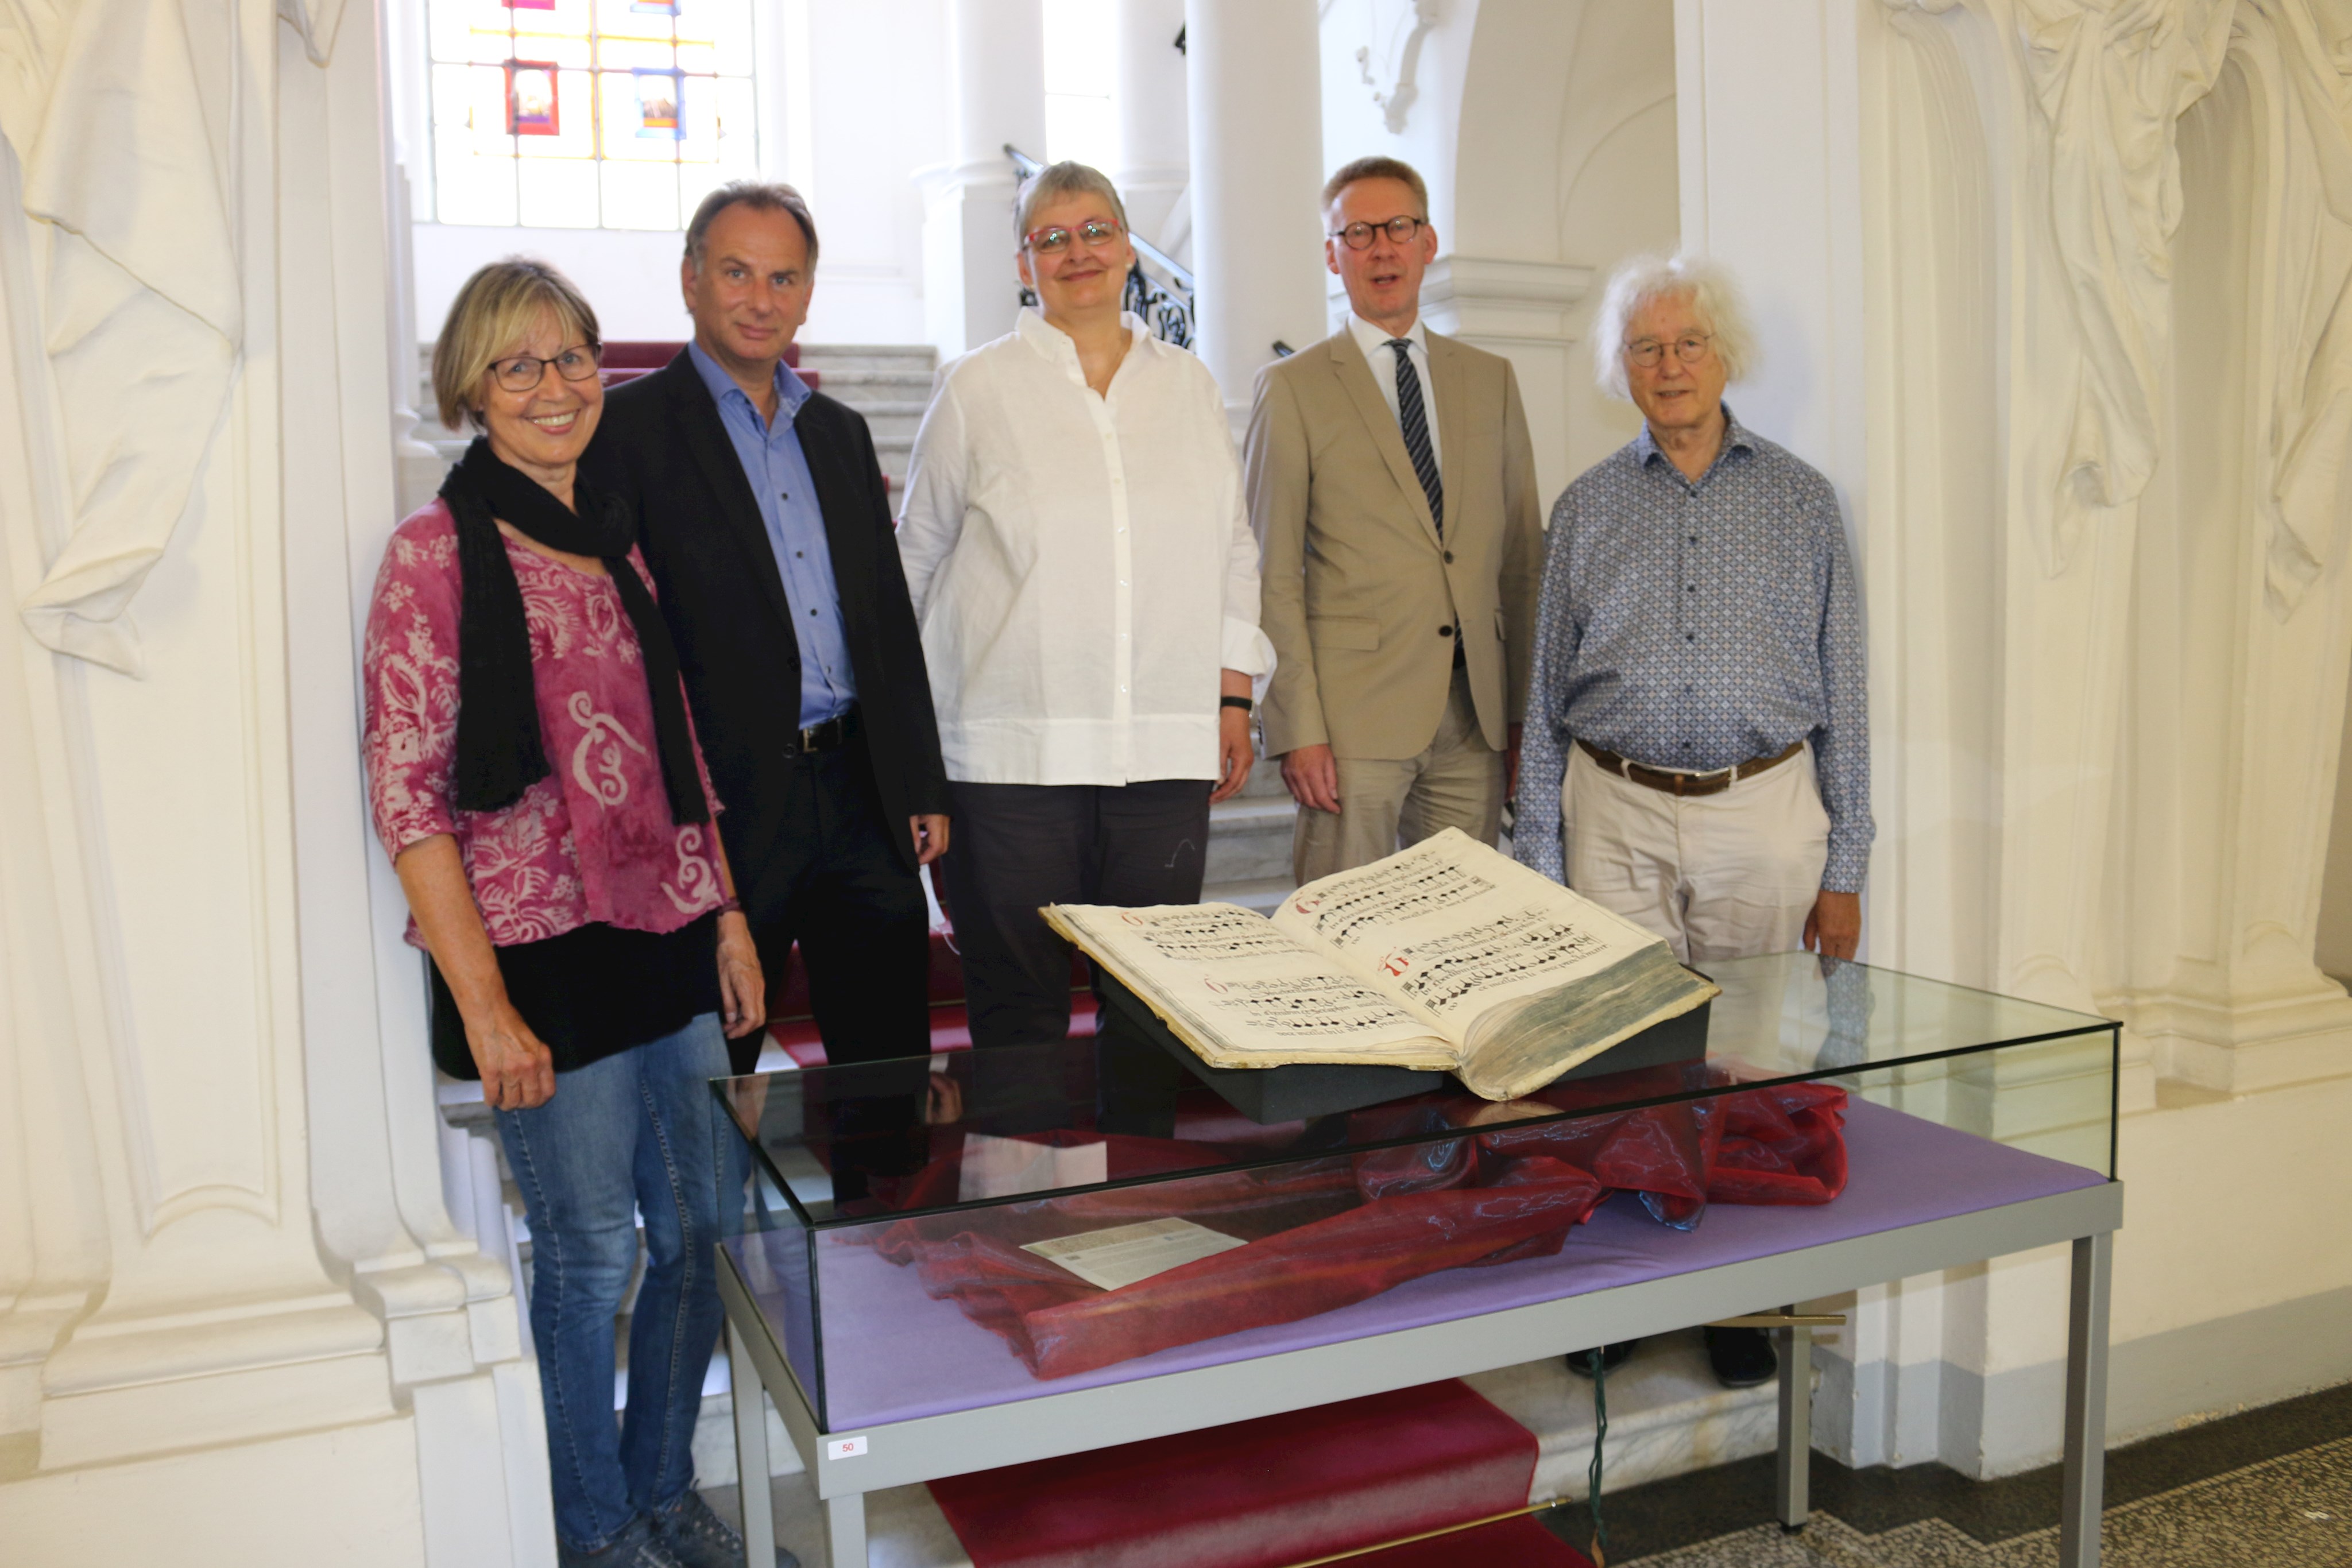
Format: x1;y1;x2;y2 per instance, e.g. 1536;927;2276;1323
489;343;604;394
1024;218;1125;255
1623;334;1716;369
1330;215;1428;250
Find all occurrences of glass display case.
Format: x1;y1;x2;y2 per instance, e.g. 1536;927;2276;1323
716;952;2118;1435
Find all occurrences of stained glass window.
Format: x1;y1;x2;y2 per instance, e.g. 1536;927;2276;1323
427;0;759;230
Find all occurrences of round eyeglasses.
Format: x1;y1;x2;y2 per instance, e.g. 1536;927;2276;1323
1623;334;1716;369
489;343;603;394
1025;218;1124;255
1330;215;1428;250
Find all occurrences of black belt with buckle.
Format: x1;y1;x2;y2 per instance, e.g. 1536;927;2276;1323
791;706;857;757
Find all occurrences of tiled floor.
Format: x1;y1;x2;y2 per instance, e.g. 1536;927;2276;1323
1537;1381;2352;1567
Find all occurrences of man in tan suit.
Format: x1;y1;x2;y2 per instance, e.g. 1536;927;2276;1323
1247;156;1543;883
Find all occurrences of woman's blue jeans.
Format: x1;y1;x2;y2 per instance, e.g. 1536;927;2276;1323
494;1012;737;1555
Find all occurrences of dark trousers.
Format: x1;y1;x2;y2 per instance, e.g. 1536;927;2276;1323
741;740;931;1075
939;778;1212;1050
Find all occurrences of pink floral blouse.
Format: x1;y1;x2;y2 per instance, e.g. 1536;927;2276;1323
363;500;726;948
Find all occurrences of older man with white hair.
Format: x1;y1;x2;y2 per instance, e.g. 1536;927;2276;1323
1517;253;1872;1388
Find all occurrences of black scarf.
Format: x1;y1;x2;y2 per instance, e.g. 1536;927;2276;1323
442;439;708;828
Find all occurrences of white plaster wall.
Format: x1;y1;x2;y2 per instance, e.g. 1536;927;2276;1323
1553;93;1678;485
1320;0;1473;249
0;1412;428;1566
1318;1;1678;510
413;224;694;344
776;0;951;345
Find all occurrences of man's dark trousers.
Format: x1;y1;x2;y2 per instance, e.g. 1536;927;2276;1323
745;734;933;1075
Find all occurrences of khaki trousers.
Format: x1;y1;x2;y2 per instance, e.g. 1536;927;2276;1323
1562;741;1829;965
1293;666;1505;884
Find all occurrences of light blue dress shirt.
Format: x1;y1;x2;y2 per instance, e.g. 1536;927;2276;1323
687;342;856;727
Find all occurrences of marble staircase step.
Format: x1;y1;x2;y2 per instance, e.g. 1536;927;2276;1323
1203;876;1292;915
841;400;930;445
1203;792;1297;887
795;345;935;490
794;343;941;378
808;370;937;405
1464;1330;1793;1503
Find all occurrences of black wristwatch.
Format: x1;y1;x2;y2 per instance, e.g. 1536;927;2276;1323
1220;695;1254;714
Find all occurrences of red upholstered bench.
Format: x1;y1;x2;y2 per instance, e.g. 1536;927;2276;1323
925;1378;1592;1568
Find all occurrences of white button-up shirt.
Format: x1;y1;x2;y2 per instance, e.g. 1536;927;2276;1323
898;309;1275;786
1347;311;1442;476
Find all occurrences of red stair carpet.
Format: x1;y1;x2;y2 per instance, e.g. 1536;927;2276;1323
595;340;819;390
926;1379;1592;1568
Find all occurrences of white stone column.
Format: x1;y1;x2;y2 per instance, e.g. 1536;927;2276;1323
1183;0;1328;415
922;0;1046;356
1113;0;1190;254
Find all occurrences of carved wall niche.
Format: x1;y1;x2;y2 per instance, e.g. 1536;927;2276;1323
1434;0;1676;501
2118;6;2352;1087
1550;0;1678;481
1866;1;2003;991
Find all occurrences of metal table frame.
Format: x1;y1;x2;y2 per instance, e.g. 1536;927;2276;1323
721;1177;2123;1567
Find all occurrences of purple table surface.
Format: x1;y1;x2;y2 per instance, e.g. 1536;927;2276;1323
726;1097;2106;1432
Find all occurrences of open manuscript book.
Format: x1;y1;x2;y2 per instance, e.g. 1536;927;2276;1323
1045;828;1719;1102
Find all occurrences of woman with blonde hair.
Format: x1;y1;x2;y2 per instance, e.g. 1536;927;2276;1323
362;258;780;1568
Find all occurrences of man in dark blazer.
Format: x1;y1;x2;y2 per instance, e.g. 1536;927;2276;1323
591;181;950;1077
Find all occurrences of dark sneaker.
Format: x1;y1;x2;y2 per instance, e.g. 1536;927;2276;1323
1704;1324;1780;1389
1566;1340;1639;1377
557;1516;690;1568
656;1489;799;1568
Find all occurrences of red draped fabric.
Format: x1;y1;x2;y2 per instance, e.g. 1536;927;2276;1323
863;1083;1847;1379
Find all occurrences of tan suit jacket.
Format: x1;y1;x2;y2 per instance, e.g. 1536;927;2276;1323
1245;327;1542;760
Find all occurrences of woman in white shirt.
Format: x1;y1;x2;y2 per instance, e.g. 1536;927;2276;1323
898;161;1274;1049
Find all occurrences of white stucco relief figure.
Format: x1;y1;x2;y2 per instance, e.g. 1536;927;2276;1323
277;0;348;64
0;0;241;675
2245;0;2352;614
1889;0;2233;572
1905;0;2352;616
2022;0;2235;568
1349;0;1446;134
0;0;342;675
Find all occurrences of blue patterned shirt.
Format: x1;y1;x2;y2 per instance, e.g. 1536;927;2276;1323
1515;406;1872;892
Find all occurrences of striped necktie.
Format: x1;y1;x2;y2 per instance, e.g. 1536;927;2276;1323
1388;338;1443;535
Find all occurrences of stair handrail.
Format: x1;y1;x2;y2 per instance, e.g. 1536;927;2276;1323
1005;144;1195;350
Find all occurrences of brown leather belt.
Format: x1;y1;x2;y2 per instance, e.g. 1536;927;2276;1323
1577;737;1803;797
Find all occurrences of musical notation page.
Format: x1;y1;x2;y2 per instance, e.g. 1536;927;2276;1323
1270;828;1671;1035
1043;902;1455;1069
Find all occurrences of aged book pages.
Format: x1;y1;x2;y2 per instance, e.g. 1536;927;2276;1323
1040;900;1460;1070
1046;828;1719;1100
